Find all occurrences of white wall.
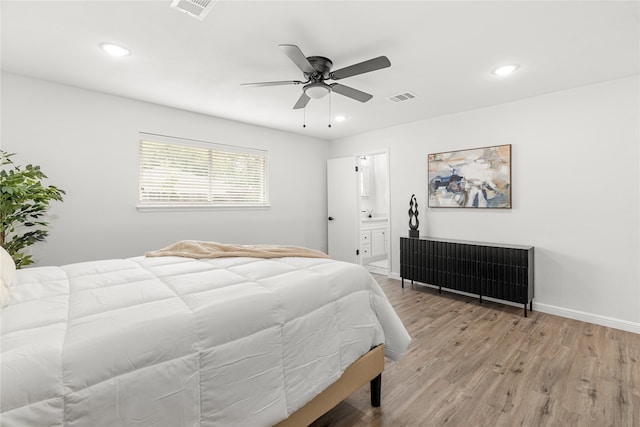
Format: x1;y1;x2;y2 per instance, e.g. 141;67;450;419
330;76;640;331
371;153;389;216
1;72;330;265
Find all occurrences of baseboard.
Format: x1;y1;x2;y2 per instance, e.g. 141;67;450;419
366;265;388;276
387;272;640;334
533;302;640;334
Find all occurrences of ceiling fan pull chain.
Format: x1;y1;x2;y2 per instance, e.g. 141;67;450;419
328;92;332;128
303;106;306;128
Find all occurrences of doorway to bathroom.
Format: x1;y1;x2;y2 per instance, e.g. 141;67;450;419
327;151;390;275
357;151;390;276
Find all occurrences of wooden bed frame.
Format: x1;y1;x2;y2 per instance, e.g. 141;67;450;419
275;344;385;426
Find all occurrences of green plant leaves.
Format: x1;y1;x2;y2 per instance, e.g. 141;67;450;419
0;150;65;268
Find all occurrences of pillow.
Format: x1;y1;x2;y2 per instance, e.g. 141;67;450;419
0;246;16;307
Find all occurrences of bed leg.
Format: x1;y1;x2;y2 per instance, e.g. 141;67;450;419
370;374;382;407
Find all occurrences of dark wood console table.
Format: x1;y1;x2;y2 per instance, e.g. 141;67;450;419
400;236;534;316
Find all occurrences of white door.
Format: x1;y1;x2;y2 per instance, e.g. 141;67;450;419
327;157;359;263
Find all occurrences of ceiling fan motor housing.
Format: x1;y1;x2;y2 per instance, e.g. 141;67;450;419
305;56;333;80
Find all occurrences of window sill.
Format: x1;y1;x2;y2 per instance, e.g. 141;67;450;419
136;204;271;213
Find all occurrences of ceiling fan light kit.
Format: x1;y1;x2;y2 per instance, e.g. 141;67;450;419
304;82;331;99
242;44;391;111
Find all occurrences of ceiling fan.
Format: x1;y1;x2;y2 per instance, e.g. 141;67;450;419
242;44;391;110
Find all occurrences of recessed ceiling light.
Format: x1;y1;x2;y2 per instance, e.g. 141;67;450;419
493;64;519;76
100;43;131;57
334;115;347;123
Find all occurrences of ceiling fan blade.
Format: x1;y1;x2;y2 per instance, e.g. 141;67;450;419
241;80;304;87
293;93;311;109
330;56;391;80
330;83;373;103
279;44;316;75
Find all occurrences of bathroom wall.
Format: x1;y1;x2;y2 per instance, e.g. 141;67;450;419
359;153;388;217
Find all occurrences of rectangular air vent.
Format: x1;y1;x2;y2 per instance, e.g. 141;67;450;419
170;0;216;20
388;92;418;103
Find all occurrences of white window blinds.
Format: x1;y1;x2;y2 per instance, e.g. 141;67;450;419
139;133;269;208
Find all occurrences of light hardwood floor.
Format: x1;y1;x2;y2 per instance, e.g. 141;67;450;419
311;275;639;427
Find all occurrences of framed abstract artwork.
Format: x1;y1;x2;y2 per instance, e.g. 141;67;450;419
428;144;511;208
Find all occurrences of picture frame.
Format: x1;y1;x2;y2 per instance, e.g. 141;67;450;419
428;144;511;208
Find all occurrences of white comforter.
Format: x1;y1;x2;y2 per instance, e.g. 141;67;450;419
1;256;410;426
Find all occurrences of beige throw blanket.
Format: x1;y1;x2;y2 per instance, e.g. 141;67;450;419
145;240;329;260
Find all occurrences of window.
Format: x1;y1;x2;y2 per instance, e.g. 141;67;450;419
138;133;269;209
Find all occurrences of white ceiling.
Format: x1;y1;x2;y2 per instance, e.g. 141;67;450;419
2;1;638;140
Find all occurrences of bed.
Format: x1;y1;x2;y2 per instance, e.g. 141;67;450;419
0;242;410;426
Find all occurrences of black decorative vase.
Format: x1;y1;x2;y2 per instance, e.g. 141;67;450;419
408;194;419;238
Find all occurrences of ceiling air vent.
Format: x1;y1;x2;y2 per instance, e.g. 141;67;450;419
170;0;216;20
388;92;418;103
